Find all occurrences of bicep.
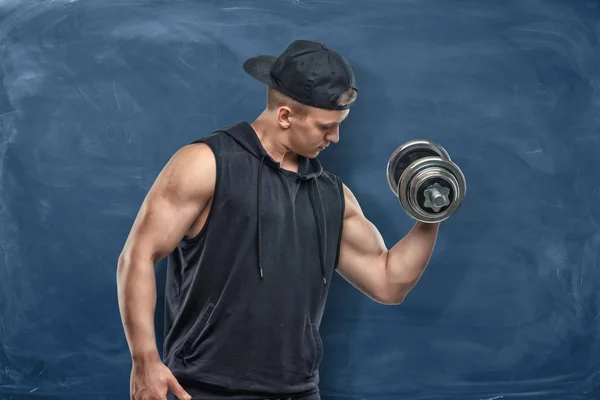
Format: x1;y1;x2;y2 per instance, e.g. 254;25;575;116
336;184;390;303
121;143;216;263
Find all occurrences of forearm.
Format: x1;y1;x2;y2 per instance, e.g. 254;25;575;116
385;221;440;299
116;254;161;364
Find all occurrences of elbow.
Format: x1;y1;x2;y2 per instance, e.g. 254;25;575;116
373;286;407;306
116;245;158;284
116;247;138;283
387;296;406;306
116;251;129;284
379;294;406;306
376;279;415;305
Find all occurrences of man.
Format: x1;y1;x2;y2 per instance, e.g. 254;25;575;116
117;40;439;400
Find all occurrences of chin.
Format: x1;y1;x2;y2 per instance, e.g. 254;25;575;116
295;148;317;158
306;150;321;158
295;145;323;159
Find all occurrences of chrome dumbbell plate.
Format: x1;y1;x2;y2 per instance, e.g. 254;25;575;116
387;140;466;223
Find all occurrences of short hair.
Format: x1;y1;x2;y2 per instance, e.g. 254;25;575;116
267;87;309;118
266;87;357;118
337;88;358;108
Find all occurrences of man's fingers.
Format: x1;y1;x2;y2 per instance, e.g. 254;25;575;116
168;374;192;400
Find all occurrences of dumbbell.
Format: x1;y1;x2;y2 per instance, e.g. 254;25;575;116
386;140;466;223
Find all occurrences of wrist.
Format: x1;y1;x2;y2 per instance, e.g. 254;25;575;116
131;349;161;365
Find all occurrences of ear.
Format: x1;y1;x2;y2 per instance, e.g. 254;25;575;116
276;106;292;129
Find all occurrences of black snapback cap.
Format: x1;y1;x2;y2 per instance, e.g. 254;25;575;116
243;40;358;110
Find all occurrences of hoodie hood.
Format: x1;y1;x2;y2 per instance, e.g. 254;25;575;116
222;121;329;285
222;121;323;179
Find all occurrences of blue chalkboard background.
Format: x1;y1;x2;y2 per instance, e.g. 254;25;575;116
1;0;599;399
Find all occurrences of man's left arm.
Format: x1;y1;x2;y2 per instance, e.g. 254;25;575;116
336;183;440;305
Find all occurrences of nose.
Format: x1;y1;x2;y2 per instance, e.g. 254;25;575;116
326;127;340;144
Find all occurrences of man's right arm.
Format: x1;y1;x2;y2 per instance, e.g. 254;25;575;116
116;142;216;364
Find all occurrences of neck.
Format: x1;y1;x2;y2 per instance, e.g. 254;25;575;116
250;112;299;167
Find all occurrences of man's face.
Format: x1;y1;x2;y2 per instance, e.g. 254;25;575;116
288;107;349;158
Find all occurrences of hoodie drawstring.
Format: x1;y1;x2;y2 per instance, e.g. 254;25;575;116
257;156;265;279
256;157;328;285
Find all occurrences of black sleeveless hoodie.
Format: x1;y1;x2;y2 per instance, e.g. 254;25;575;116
162;121;345;399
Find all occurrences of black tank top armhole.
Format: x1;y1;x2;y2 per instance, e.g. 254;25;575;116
333;175;345;270
181;138;221;245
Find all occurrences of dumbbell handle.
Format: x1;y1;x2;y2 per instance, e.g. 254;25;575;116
422;183;451;213
427;188;447;206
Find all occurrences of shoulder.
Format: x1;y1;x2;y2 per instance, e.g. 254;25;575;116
158;142;216;199
317;170;347;204
316;168;359;210
341;182;362;220
169;141;215;170
315;170;360;219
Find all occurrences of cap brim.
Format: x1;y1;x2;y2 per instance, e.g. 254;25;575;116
243;55;278;87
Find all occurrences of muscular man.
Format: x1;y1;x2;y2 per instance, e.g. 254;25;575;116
117;40;439;400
